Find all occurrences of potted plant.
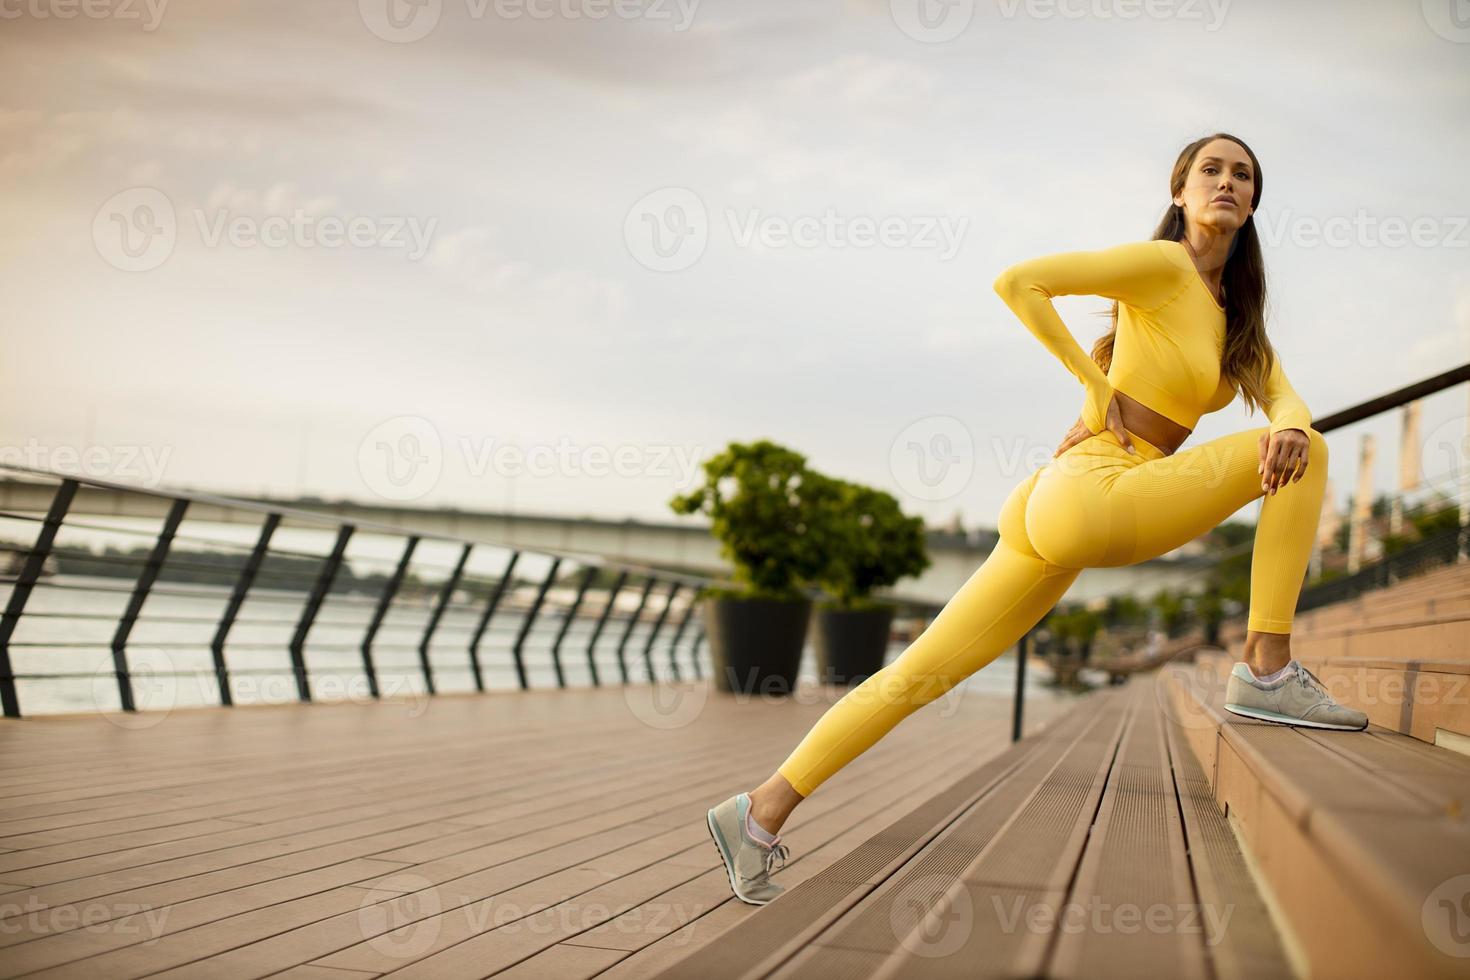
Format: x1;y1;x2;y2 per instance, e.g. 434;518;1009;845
668;440;836;695
809;479;930;686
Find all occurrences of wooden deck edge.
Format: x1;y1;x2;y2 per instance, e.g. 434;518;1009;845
1159;663;1470;980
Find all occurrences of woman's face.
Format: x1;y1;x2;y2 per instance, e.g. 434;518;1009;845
1174;137;1256;238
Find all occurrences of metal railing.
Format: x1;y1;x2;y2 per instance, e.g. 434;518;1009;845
1297;523;1466;611
0;466;736;718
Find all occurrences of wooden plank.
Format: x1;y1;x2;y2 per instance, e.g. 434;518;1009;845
0;696;799;887
0;859;411;977
786;688;1130;980
1049;679;1206;980
591;753;1011;977
1160;695;1293;980
0;725;804;921
215;715;992;978
305;688;1039;978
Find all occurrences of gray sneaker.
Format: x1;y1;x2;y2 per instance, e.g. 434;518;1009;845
1223;659;1368;731
706;792;790;906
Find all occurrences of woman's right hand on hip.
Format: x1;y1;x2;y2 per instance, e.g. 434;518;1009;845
1056;396;1136;458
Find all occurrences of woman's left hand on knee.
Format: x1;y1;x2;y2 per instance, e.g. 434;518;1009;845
1258;428;1310;495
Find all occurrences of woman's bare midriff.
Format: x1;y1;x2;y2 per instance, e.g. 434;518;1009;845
1113;390;1191;456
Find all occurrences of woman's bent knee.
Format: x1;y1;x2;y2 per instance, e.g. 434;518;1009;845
1307;426;1328;466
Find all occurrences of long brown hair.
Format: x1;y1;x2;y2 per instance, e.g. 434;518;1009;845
1089;132;1279;419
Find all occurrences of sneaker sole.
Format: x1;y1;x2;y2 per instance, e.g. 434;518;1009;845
1223;702;1368;731
706;808;771;907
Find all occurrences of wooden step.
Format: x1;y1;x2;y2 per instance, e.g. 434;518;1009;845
1159;661;1470;979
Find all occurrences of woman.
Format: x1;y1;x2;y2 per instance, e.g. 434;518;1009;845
704;132;1367;907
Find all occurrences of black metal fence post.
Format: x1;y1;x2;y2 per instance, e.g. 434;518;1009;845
361;536;419;700
641;581;680;682
548;565;596;688
469;550;520;690
418;542;471;696
583;569;626;687
0;479;78;718
614;577;656;685
110;498;189;713
510;558;561;690
210;512;281;707
690;627;707;681
665;590;698;680
289;524;354;703
1011;629;1030;743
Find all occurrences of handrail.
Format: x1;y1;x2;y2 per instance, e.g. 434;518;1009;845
1309;362;1470;434
0;461;722;589
0;466;742;718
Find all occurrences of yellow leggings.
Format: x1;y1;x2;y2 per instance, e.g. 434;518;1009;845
776;423;1329;798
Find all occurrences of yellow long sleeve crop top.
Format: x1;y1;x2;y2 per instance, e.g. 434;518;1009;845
991;238;1314;439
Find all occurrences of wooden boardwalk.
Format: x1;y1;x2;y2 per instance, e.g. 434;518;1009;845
0;678;1077;978
653;676;1292;980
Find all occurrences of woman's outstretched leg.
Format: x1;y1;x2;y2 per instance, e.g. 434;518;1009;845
707;467;1079;906
745;464;1080;833
766;538;1079;811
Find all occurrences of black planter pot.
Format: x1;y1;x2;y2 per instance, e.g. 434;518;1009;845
702;595;811;696
812;604;897;687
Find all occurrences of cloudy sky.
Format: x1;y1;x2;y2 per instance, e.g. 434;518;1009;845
2;0;1467;531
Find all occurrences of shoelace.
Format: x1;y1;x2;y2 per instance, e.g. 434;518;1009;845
1294;662;1331;700
762;840;790;877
